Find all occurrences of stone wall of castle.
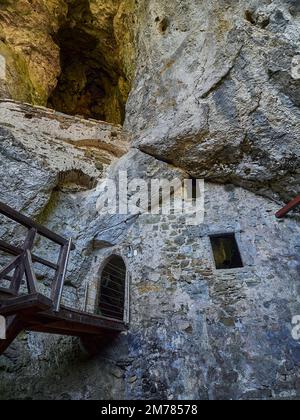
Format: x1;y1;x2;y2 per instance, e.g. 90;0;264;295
0;0;300;400
0;103;299;399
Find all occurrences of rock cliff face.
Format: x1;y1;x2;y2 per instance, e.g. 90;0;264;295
0;0;135;123
0;1;66;104
1;0;299;197
0;0;300;401
125;0;300;201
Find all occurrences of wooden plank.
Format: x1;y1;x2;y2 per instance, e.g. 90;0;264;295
0;240;20;255
32;254;58;271
0;287;16;297
276;195;300;218
23;228;37;250
39;306;126;333
29;318;124;335
9;257;24;295
59;305;126;326
0;201;75;249
0;294;52;317
27;324;109;337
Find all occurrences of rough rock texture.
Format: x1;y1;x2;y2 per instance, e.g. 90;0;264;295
1;0;299;197
47;0;136;123
0;1;67;104
0;0;300;402
0;109;299;399
0;0;135;123
123;182;300;400
0;100;129;299
125;0;300;201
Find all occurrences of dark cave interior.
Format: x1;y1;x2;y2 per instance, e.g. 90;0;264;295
47;1;130;125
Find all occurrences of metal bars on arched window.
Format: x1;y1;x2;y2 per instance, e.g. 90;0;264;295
98;256;126;321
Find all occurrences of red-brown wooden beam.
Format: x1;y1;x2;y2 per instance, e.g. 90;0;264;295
276;195;300;219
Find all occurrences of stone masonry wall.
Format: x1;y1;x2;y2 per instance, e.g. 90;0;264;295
0;113;299;399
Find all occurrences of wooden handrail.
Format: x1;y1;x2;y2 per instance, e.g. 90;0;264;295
0;202;127;353
0;201;74;312
0;240;58;270
0;202;75;249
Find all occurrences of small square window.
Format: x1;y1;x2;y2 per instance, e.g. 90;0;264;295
210;233;244;270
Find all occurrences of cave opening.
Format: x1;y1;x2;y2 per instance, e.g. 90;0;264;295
47;1;131;125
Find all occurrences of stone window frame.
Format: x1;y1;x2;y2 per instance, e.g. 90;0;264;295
93;253;130;325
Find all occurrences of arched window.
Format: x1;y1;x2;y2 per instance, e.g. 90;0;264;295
98;256;126;321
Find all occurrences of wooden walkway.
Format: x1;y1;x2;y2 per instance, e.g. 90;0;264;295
0;202;125;355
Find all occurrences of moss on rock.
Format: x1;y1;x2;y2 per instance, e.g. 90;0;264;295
0;0;136;124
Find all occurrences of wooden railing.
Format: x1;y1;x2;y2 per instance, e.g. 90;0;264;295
0;201;74;312
276;195;300;219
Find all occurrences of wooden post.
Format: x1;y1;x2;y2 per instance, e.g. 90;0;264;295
51;239;73;312
0;202;74;249
24;250;38;294
0;256;22;281
10;228;37;295
0;315;25;354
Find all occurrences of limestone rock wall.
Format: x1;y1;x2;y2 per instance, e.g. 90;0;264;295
0;0;299;401
0;130;299;399
125;0;300;201
0;0;135;123
0;1;67;104
0;101;129;301
0;0;299;198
